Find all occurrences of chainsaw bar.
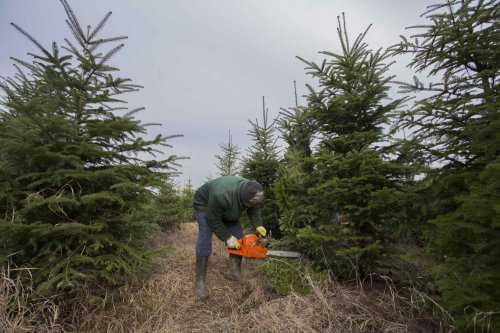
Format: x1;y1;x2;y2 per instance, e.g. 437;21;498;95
266;250;302;258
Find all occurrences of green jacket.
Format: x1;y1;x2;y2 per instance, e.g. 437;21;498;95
193;176;263;241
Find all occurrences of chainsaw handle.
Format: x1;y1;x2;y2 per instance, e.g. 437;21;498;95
251;234;262;247
258;230;271;248
252;233;270;248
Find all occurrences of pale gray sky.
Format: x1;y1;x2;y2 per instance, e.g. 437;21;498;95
0;0;433;188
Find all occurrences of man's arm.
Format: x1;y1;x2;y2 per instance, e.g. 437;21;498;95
246;206;263;228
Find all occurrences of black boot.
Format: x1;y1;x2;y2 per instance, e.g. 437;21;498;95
195;256;209;299
228;253;248;283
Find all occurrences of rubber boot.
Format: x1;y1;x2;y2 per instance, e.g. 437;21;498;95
228;253;248;283
195;256;209;299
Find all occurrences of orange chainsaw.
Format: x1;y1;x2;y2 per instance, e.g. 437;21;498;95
226;232;301;259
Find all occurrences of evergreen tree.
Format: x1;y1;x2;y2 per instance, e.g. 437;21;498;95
154;179;195;230
277;82;315;161
273;82;316;247
241;97;281;237
293;15;406;274
205;171;214;182
215;130;241;176
392;0;499;329
179;178;196;221
0;0;182;299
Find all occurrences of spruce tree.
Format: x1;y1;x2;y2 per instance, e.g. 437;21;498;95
154;179;195;231
0;0;182;299
277;82;315;161
179;178;196;222
241;97;281;237
392;0;499;329
273;83;316;248
294;15;406;274
215;130;241;176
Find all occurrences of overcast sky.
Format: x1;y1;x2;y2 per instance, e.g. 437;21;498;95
0;0;434;188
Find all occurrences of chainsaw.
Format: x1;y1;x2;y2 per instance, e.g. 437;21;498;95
226;232;301;259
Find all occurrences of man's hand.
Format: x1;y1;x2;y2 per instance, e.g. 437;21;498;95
226;236;241;249
256;226;267;237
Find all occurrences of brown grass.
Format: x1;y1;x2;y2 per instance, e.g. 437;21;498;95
1;223;454;333
0;263;62;333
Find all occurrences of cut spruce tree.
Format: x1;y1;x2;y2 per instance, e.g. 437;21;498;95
288;15;407;275
0;0;182;299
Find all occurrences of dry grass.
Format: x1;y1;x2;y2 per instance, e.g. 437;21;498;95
215;273;454;333
0;264;62;333
1;223;454;332
73;223;270;333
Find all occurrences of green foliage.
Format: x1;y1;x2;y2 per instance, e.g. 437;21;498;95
0;0;182;300
276;15;406;275
272;150;317;249
392;0;498;171
153;180;195;231
276;105;315;161
273;97;316;247
215;130;241;176
259;258;328;296
392;0;500;330
241;97;281;237
431;163;500;330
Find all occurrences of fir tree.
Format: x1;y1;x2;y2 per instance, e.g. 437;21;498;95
293;15;406;274
215;130;241;176
241;97;281;237
180;178;196;222
154;179;195;230
273;82;316;247
0;0;182;299
277;82;315;161
392;0;499;329
205;171;214;182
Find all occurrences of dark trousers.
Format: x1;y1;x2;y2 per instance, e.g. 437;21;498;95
194;209;243;257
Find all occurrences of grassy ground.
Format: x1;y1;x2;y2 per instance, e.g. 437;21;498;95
1;222;454;332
